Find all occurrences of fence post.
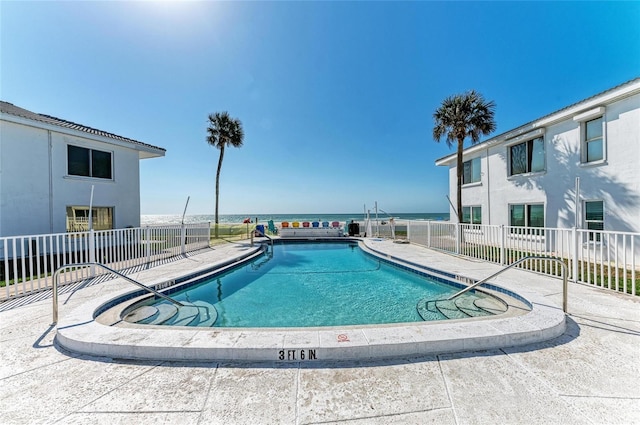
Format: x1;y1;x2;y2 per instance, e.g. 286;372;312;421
455;223;460;255
632;236;636;296
145;226;151;264
572;227;579;282
181;224;186;255
427;220;431;248
500;225;505;265
89;229;96;277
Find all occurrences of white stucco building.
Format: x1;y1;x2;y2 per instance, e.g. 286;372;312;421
436;78;640;234
0;101;165;237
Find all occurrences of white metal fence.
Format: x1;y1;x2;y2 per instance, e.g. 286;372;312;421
0;223;211;300
4;220;636;300
407;221;639;297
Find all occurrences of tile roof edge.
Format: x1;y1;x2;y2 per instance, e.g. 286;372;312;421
0;101;165;153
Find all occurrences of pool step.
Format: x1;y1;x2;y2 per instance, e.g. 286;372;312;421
454;296;503;317
141;303;180;325
432;299;470;320
475;297;508;314
164;303;201;326
124;300;218;327
123;305;157;323
190;301;218;327
416;294;506;321
415;299;448;321
124;302;178;325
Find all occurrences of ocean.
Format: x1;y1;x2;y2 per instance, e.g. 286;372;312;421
141;212;449;226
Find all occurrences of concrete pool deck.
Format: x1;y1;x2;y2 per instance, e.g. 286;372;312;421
1;240;639;424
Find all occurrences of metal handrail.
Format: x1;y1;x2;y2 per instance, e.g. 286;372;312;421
52;262;184;325
447;256;568;313
251;226;274;248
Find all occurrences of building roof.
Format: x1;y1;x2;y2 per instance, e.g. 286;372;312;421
0;101;166;157
435;77;640;166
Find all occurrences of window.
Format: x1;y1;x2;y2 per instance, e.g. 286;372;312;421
67;145;112;179
463;157;481;184
509;137;545;175
66;206;113;232
584;200;604;241
510;203;544;233
583;117;603;163
462;206;482;224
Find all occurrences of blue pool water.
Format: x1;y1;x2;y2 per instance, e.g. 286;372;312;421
147;241;481;327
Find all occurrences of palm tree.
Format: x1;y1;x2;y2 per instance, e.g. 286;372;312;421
433;91;496;223
206;111;244;237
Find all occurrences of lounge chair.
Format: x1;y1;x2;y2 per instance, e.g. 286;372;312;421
331;221;340;228
282;221;290;228
302;221;310;228
268;220;278;235
312;221;320;228
322;221;329;228
292;221;300;228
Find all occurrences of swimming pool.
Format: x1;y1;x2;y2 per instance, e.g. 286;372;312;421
58;240;566;362
123;241;504;328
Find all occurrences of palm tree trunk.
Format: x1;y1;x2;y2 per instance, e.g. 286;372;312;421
214;145;225;238
455;137;466;252
456;137;464;224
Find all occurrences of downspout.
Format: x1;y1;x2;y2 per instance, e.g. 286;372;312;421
0;131;2;236
48;130;54;232
574;177;580;228
485;146;491;225
448;163;459;223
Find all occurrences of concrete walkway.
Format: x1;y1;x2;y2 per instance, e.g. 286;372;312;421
1;241;639;424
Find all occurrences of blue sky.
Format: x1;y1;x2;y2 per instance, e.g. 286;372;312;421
2;1;639;215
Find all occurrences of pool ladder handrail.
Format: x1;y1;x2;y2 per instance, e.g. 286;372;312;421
251;226;274;248
447;255;568;313
52;261;184;325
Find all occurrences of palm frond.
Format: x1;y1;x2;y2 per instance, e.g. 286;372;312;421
432;90;496;148
206;111;244;150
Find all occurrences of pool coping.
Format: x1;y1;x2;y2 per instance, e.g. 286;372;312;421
55;240;566;363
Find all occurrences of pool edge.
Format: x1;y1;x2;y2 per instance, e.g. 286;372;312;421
55;240;567;363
